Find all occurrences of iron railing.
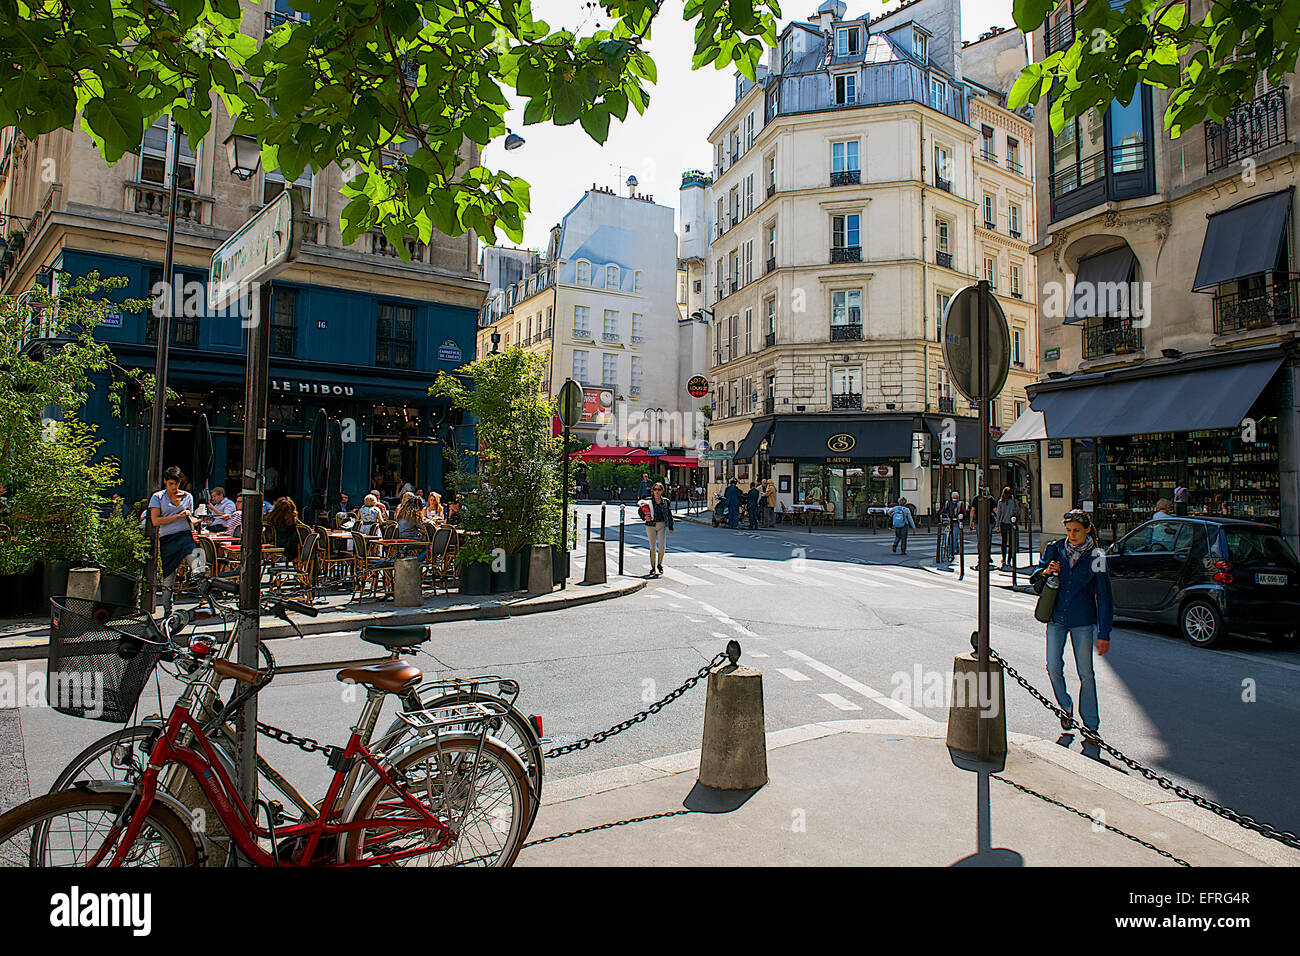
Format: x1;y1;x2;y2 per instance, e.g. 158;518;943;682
935;251;953;269
1206;88;1289;173
764;397;775;415
831;324;863;341
1007;157;1025;176
766;257;776;274
831;170;861;186
938;396;955;413
831;392;862;410
830;246;862;263
1083;316;1144;359
935;175;952;193
1212;273;1299;334
765;331;776;349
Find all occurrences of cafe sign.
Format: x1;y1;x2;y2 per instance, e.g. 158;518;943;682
826;433;856;453
271;379;355;397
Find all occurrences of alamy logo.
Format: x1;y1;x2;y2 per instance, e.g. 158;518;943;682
50;886;152;936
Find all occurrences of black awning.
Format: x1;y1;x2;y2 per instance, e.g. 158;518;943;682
1192;188;1293;292
1027;357;1283;438
768;418;914;460
925;417;997;461
734;421;773;461
1065;246;1137;324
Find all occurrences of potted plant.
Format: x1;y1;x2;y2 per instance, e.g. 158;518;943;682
0;536;40;616
95;501;148;607
453;536;495;595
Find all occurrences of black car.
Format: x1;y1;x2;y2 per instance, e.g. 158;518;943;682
1104;516;1300;648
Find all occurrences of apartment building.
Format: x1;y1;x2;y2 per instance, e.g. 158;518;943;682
693;0;1039;519
1003;0;1300;546
0;0;487;505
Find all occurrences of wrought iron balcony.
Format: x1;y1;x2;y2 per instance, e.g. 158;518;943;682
830;245;862;264
935;175;952;193
935;251;953;269
831;324;863;341
1206;88;1289;173
765;331;776;349
602;332;620;342
983;219;996;230
979;148;996;164
767;183;776;199
830;170;861;186
573;327;592;339
1011;290;1023;299
1007;158;1025;176
1083;316;1144;359
765;257;776;274
831;392;862;410
938;395;955;413
631;334;644;344
1010;228;1022;239
1045;12;1074;54
1213;273;1299;334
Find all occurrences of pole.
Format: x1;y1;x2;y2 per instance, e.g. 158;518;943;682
1011;515;1018;587
976;280;992;763
144;118;183;612
235;281;273;817
586;513;591;542
600;503;606;541
618;505;625;576
561;419;570;591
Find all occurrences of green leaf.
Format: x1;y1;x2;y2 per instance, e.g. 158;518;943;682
579;105;610;142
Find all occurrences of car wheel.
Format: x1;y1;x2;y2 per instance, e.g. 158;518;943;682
1180;598;1224;648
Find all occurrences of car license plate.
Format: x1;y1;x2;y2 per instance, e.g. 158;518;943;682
1255;573;1288;585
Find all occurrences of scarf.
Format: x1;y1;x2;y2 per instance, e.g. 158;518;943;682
1063;534;1095;568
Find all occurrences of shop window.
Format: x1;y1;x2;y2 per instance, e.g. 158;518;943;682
376;301;416;369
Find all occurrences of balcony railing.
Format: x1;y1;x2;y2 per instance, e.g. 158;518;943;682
830;169;861;186
938;395;955;413
764;397;775;415
765;257;776;274
979;148;996;163
831;324;863;341
1206;88;1289;173
1011;290;1023;299
631;334;644;344
1045;12;1074;54
767;183;776;199
1083;316;1144;359
1009;228;1022;239
831;392;862;410
830;245;862;263
128;182;209;224
630;384;642;395
574;327;592;339
1007;157;1025;176
765;331;776;349
1213;273;1299;334
264;10;308;35
935;251;953;269
983;219;996;230
602;331;620;342
935;175;952;193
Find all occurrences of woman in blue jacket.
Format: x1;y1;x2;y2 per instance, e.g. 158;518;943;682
1032;509;1113;735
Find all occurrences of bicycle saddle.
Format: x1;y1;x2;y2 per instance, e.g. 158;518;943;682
336;660;423;693
359;625;432;649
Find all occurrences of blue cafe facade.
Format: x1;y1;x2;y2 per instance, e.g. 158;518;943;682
63;249;479;510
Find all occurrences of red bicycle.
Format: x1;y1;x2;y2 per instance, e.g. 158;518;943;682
0;584;530;867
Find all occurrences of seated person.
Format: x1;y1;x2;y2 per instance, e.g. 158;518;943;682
205;487;238;533
357;495;383;535
423;490;444;524
265;496;301;562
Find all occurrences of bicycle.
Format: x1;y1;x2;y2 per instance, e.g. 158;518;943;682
0;579;531;866
936;517;954;564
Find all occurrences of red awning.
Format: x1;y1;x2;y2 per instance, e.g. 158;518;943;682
571;444;654;464
657;455;699;467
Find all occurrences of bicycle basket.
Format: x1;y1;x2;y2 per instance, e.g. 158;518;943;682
48;597;165;722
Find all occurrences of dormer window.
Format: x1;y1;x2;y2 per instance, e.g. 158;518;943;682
606;264;620;288
835;27;860;57
781;34;793;68
914;28;929;64
577;260;591;284
835;73;857;106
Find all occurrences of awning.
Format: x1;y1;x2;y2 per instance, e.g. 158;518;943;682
1000;406;1047;444
1065;246;1137;324
1193;188;1293;292
1021;357;1283;439
657;455;699;467
734;421;773;461
572;444;653;464
768;418;913;460
925;417;999;461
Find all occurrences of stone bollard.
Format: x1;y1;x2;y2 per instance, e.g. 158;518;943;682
582;539;607;585
945;651;1007;770
698;663;768;790
527;544;553;596
393;556;422;606
65;567;100;601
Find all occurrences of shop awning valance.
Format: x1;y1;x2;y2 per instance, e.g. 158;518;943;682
767;418;913;460
657;455;699;467
1065;246;1138;324
1193;188;1293;292
1019;357;1283;439
572;444;653;464
733;421;774;461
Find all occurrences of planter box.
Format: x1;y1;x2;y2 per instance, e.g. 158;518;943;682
42;560;70;607
459;562;492;595
553;547;569;585
98;571;138;608
0;566;42;616
490;550;522;593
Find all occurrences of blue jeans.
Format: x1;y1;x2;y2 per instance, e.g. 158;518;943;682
893;527;909;552
1045;622;1099;732
728;504;739;528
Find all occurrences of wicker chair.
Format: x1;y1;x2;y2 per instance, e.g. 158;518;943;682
315;524;353;588
380;521;399;540
197;536;238;582
267;532;319;599
351;530;393;601
425;527;455;597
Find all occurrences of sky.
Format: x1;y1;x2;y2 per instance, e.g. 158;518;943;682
480;0;1020;255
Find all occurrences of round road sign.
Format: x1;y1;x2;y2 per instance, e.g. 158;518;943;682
940;284;1011;404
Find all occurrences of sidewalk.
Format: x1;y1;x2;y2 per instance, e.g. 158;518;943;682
523;720;1300;867
0;566;644;661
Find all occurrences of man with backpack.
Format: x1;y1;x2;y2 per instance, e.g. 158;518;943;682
890;496;916;554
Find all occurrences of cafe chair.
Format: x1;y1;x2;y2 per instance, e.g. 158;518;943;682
198;536;238;582
267;532;319;600
314;524;352;587
351;529;393;602
424;527;455;597
380;521;399;540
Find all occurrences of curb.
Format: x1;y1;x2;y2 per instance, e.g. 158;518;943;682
542;717;1300;867
0;578;646;661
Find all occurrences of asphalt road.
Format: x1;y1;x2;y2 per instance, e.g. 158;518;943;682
6;502;1300;838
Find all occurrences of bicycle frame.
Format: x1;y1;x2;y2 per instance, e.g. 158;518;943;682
103;697;454;868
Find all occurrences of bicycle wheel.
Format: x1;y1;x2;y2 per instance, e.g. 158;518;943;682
380;690;544;834
343;734;529;867
0;789;200;867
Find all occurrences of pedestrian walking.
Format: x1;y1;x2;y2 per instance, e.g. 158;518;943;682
746;482;760;530
763;479;777;527
1032;509;1113;738
643;482;674;577
940;490;966;556
889;496;916;554
149;465;199;615
724;478;743;529
996;486;1017;571
637;473;653;498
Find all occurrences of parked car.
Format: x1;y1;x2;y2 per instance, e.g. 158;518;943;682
1104;516;1300;648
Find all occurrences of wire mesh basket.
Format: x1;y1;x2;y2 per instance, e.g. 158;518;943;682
47;597;165;722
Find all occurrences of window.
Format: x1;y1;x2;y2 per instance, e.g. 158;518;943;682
573;350;589;383
574;304;590;333
1014;399;1025;420
577;260;591;284
928;76;946;112
729;185;740;224
632;313;644;342
990;399;1000;425
729;249;739;289
832;214;860;248
835;74;857;105
744;308;753;353
1009;203;1021;236
742;240;753;285
765;297;776;335
831;290;862;326
933;144;951;186
1013;329;1023;364
505;331;511;347
1050;97;1117;198
716;199;724;234
1011;264;1022;296
914;28;929;63
731;127;741;161
766;223;776;263
729;314;739;359
139;117;196;191
606;264;619;289
743;376;753;413
631;356;643;390
1109;95;1145;172
715;256;724;296
376;302;416;369
781;34;792;68
730;379;739;416
835;27;860;56
1007;137;1022;173
832;367;858;394
746;112;755;148
633;270;644;293
984;256;997;287
603;309;618;338
980;125;995;161
602;353;617;386
936;291;951;341
694;279;702;294
263;164;313;213
766;154;776;191
744;174;754;216
935;218;951;255
145;268;200;346
832;140;860;173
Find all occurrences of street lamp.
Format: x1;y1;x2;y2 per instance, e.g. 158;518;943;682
224;131;261;181
504;130;525;151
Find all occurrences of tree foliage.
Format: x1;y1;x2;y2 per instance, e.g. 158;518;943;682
0;0;781;250
1010;0;1300;137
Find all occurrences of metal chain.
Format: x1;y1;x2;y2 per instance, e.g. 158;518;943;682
256;720;342;762
522;809;694;848
544;650;730;759
990;774;1191;867
991;646;1300;850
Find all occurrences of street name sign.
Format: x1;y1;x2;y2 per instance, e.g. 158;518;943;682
208;188;304;311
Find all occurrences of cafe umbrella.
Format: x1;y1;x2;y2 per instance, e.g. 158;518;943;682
325;418;343;516
308;407;328;523
192;413;214;505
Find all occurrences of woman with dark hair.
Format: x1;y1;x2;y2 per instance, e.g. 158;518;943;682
265;496;300;562
1032;509;1113;737
394;492;423;536
149;466;199;613
996;486;1017;571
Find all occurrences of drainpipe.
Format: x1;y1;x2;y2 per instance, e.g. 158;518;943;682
921;112;929;414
